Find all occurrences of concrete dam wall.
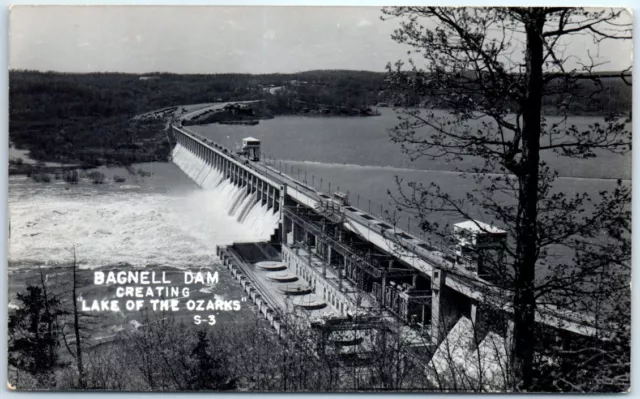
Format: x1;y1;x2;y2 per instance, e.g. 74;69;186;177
171;141;280;241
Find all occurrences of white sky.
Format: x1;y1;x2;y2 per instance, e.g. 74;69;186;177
8;6;633;74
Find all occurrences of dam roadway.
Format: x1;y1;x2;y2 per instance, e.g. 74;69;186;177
171;123;601;347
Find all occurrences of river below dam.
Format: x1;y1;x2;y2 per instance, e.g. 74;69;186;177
8;160;280;339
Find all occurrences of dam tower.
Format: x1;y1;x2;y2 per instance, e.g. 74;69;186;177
241;137;261;161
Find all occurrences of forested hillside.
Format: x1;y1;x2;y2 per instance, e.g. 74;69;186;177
9;70;631;165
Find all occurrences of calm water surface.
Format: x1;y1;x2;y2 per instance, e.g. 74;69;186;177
191;108;631;180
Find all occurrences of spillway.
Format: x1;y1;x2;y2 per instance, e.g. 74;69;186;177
171;143;279;242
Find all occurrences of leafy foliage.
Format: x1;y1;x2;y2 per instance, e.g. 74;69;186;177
63;170;79;184
186;330;236;390
8;286;65;380
87;171;106;184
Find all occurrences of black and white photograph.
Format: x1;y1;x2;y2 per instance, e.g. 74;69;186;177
5;5;633;393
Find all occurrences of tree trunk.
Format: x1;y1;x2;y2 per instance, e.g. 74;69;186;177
39;267;55;370
71;256;85;388
513;10;545;390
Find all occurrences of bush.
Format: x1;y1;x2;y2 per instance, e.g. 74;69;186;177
31;173;51;183
87;171;105;184
9;157;24;166
113;175;126;183
137;168;151;177
63;170;79;184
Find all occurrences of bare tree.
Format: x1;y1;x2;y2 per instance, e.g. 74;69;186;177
382;6;631;391
57;247;100;389
70;248;85;387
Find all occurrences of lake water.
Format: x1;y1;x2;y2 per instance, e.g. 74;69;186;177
191;108;631;237
191;108;631;180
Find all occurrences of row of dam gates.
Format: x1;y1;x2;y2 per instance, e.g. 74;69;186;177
171;124;604;379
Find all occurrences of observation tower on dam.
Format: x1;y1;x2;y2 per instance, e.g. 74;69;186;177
171;123;606;383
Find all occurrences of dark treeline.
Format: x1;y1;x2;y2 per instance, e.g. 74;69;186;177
396;70;632;116
265;70;388;112
9;70;388;165
9;69;631;165
9;69;386;120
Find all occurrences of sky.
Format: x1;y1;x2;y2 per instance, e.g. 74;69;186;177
8;6;633;74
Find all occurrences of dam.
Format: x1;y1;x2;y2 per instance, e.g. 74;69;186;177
170;123;601;373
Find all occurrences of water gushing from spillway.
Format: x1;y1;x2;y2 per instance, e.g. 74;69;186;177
171;143;280;233
8;145;279;270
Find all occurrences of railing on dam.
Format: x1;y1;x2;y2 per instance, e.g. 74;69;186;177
261;154;430;241
173;124;329;199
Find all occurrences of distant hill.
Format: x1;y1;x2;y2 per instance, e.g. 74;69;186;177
8;69;632;165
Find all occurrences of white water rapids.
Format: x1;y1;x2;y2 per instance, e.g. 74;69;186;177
8;145;279;269
170;143;280;237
